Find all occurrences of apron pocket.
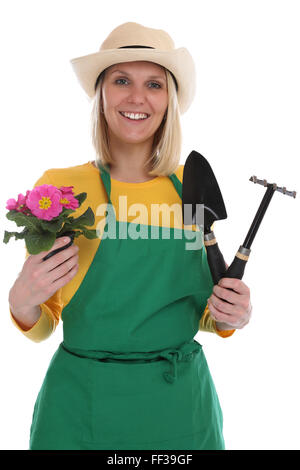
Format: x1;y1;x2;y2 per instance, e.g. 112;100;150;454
86;354;216;449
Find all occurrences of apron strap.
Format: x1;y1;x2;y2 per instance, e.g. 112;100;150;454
168;173;182;199
97;162;113;204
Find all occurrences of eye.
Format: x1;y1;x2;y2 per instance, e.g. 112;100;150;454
115;78;128;85
148;82;162;89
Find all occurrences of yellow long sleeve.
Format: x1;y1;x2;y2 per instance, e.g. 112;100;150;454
199;304;235;338
10;304;57;342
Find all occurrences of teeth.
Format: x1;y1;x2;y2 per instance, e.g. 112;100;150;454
120;112;149;120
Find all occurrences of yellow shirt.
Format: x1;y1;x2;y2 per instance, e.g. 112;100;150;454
10;161;235;342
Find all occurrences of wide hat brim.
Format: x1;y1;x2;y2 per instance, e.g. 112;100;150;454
70;47;196;114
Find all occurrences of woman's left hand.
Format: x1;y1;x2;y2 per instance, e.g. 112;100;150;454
207;278;252;331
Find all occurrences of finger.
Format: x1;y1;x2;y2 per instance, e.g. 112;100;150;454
36;237;72;262
213;284;241;305
43;244;79;272
46;253;79;283
207;299;235;326
218;277;250;295
213;284;251;314
51;263;79;292
209;293;239;315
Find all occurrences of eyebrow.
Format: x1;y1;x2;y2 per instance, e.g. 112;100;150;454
110;69;166;81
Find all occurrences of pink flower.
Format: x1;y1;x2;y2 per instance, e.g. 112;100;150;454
59;186;75;194
6;198;20;211
26;184;63;220
58;185;79;210
6;192;30;213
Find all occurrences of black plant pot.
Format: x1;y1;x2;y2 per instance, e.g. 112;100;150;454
42;231;76;262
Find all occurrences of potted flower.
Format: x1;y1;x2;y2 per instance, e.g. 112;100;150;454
3;184;98;260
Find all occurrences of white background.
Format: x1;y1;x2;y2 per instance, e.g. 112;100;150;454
0;0;299;450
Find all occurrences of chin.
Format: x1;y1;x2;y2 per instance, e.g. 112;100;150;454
118;134;154;145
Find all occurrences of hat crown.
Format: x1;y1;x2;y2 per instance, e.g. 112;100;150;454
100;22;175;51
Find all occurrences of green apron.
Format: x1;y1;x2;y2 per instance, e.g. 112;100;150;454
29;165;225;450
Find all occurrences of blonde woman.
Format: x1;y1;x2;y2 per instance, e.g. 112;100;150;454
9;22;251;450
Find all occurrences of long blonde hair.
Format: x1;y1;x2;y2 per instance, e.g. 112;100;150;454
90;64;182;176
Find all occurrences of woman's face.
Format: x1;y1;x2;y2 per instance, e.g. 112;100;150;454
101;61;168;146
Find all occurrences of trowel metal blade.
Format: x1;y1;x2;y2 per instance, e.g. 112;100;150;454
182;150;227;231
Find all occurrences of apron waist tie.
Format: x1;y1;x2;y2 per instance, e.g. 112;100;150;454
158;341;202;384
61;340;202;385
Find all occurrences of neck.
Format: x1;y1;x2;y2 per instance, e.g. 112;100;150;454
107;134;155;183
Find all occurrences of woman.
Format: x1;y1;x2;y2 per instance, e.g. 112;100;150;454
9;22;251;450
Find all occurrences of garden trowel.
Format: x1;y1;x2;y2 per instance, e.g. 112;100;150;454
182;151;297;285
182;150;228;284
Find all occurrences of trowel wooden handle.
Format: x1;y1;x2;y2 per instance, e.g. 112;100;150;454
204;231;227;284
225;246;251;280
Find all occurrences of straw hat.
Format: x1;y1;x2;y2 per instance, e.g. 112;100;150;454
70;22;196;114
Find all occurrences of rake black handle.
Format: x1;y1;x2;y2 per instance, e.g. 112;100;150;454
225;185;276;281
206;184;276;286
242;185;275;249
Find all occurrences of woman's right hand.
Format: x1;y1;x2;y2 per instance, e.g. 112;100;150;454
9;237;79;328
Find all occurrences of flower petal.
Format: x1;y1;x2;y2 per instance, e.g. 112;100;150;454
6;198;18;210
26;184;63;220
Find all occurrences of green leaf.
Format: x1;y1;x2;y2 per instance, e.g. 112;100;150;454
72;230;83;238
39;218;65;233
61;208;76;217
81;228;98;239
65;228;98;240
49;208;75;222
77;207;95;226
74;192;87;206
6;211;42;232
24;231;56;255
3;229;26;243
63;207;95;229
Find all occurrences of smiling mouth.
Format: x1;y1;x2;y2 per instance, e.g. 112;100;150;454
119;111;150;121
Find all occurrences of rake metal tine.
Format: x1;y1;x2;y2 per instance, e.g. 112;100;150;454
249;176;296;198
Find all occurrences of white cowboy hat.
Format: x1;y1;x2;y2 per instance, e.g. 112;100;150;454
70;22;196;114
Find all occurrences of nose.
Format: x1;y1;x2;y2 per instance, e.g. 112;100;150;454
126;84;147;105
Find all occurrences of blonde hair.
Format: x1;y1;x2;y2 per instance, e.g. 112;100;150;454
90;65;182;176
